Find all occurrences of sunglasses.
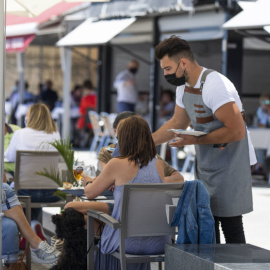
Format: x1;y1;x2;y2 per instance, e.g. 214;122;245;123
260;100;270;105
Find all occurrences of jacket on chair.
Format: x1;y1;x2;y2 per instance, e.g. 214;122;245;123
171;180;216;244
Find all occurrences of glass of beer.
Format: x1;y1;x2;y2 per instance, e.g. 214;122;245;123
73;161;85;186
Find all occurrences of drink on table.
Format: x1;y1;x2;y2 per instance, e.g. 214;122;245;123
73;166;84;181
73;161;85;187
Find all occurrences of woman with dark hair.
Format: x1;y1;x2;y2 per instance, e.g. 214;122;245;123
83;115;170;269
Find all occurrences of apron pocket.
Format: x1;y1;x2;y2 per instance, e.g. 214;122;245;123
195;144;229;170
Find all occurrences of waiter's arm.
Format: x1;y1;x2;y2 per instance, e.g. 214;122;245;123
152;104;191;146
169;101;245;147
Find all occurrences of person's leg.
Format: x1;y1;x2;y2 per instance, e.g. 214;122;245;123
18;189;61;220
219;215;246;243
3;205;42;249
2;183;60;264
2;217;19;264
214;216;221;244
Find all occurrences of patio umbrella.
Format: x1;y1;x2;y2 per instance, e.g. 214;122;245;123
7;0;108;17
0;1;109;267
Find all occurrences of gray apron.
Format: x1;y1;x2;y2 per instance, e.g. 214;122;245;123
182;70;253;217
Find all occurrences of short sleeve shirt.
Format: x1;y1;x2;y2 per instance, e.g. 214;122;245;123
175;68;256;165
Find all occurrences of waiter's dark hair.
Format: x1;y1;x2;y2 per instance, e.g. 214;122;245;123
155;35;195;62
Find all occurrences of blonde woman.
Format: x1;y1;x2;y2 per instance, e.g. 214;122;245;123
5;103;60;161
5;103;61;223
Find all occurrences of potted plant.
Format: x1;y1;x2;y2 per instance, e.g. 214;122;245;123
36;137;76;198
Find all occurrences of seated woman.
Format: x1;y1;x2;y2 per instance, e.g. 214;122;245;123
2;180;60;266
65;111;183;223
82;115;172;269
4;103;61;220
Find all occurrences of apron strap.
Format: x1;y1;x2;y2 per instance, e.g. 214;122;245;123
200;69;214;90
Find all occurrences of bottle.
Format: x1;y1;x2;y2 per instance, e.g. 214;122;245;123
90;165;96;178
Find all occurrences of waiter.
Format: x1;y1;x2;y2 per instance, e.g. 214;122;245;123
152;35;256;244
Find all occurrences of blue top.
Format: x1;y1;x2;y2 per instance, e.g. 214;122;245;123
256;107;270;127
111;143;120;158
100;158;171;255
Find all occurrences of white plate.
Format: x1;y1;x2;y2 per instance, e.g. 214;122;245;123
168;129;207;137
58;187;84;190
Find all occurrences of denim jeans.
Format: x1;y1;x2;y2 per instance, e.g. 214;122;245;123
2;183;20;263
2;183;20;211
117;102;135;113
18;189;60;220
2;217;19;263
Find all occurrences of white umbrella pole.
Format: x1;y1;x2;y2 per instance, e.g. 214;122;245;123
0;0;6;268
62;47;71;140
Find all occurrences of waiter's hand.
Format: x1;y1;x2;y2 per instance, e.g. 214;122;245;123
168;134;197;148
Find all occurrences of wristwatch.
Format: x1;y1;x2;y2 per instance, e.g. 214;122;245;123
85;181;92;186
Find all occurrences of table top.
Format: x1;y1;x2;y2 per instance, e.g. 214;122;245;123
166;244;270;263
57;187;113;200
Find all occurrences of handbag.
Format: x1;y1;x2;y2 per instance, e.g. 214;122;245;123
3;244;29;270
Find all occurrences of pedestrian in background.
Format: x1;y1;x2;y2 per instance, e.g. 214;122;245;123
114;59;139;113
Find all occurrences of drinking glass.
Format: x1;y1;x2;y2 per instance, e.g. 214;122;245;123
73;161;85;187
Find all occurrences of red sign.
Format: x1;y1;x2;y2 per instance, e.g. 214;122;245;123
6;34;35;53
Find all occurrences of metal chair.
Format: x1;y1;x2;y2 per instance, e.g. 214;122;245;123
181;145;195;180
100;112;117;147
87;182;184;270
88;111;106;154
13;150;66;209
159;142;179;170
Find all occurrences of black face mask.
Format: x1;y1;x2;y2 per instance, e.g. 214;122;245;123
165;62;185;86
129;68;138;74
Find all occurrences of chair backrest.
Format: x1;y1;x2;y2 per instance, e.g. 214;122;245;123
88;111;102;136
14;150;62;192
100;112;115;138
120;183;184;238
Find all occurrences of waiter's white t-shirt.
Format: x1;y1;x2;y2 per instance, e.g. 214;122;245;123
175;67;257;165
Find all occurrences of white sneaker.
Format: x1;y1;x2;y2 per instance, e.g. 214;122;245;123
31;241;60;264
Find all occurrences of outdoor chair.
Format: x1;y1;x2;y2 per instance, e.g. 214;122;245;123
100;112;117;147
87;182;185;270
159;142;179;170
181;145;195;180
13;150;66;209
88;111;106;154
